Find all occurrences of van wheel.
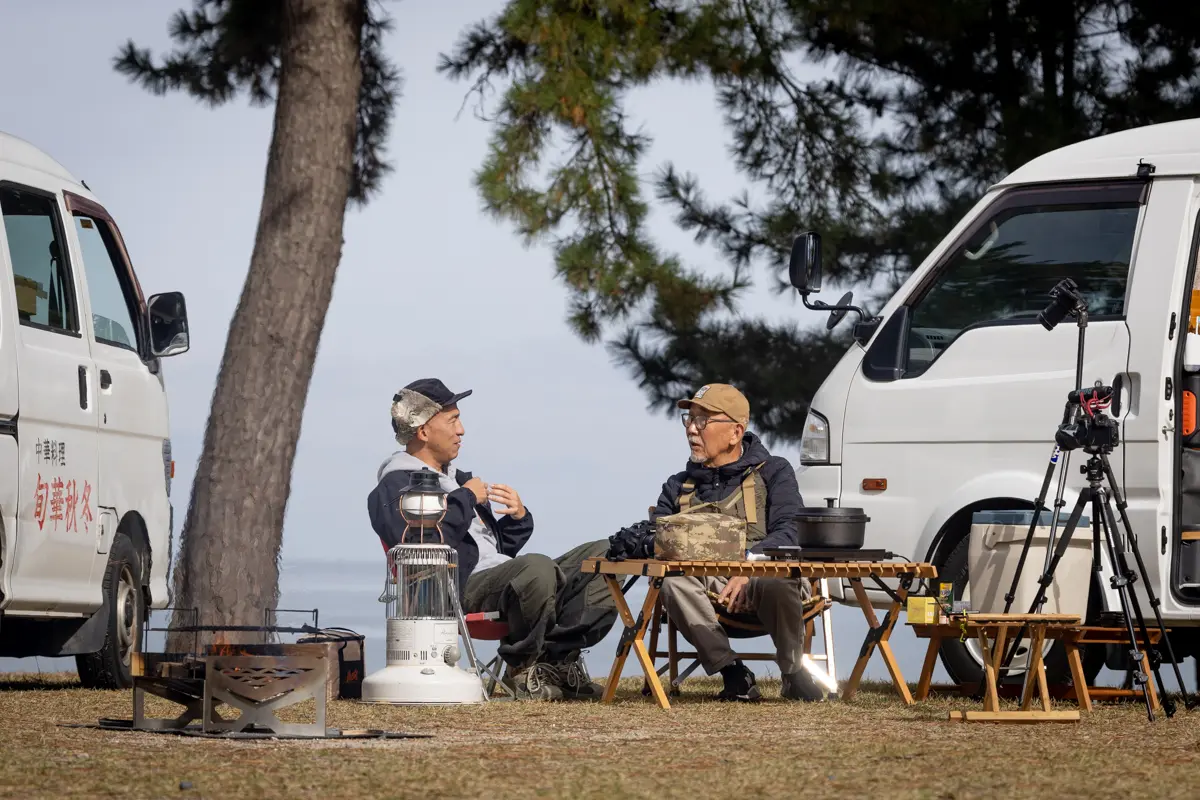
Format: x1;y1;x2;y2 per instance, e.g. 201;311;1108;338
934;533;1104;688
76;533;143;690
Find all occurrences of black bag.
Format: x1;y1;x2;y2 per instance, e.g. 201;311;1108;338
297;628;366;700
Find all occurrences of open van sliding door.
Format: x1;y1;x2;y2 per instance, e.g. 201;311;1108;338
839;179;1148;612
1167;182;1200;609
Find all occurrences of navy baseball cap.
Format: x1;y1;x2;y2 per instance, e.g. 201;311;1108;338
396;378;472;408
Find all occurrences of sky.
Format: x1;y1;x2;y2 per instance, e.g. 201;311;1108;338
0;0;831;570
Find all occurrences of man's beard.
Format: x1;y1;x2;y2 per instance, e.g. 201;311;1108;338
688;437;705;463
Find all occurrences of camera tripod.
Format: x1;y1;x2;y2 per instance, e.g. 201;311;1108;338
986;278;1190;721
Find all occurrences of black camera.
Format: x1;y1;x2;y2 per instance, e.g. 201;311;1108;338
1055;412;1120;452
1038;278;1086;330
1055;384;1119;452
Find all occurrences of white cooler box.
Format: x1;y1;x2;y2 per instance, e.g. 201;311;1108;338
968;510;1092;620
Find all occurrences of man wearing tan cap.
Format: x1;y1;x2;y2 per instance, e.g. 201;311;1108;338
651;383;824;701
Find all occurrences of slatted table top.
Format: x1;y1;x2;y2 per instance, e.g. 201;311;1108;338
580;557;938;579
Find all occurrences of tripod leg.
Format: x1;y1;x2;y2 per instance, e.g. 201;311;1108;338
1094;488;1155;721
1003;444;1068;613
1100;455;1190;711
998;489;1089;681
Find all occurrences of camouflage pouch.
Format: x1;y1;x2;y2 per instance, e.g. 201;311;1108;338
654;502;747;561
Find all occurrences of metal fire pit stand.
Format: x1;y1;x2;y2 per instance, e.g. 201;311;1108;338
133;669;206;731
202;654;328;736
131;608;330;735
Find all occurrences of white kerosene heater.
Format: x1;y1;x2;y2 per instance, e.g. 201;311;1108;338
360;468;487;704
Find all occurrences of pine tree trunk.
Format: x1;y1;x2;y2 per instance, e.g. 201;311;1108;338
167;0;363;651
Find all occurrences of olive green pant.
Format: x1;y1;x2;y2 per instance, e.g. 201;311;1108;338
463;539;617;669
659;575;810;675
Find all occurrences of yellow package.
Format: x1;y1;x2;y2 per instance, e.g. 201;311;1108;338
906;596;939;625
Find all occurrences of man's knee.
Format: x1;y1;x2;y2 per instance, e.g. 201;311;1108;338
754;577;807;610
509;553;559;598
659;575;704;602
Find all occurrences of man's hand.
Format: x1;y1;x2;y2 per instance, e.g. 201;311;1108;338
463;477;489;504
488;484;526;519
717;576;751;612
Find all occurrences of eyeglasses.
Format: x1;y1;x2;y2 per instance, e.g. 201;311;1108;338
681;413;737;431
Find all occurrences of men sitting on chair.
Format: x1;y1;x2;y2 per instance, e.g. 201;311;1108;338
652;383;826;702
367;378;617;701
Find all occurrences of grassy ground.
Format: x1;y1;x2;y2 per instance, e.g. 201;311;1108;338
1;672;1199;799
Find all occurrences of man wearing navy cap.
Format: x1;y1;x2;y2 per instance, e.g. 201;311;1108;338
367;378;616;701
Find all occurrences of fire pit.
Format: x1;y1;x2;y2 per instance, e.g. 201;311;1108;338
129;609;339;737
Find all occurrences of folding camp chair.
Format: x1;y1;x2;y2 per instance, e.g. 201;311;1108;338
464;611;516;698
645;577;837;696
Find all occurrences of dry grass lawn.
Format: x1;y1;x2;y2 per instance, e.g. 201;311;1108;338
2;671;1199;799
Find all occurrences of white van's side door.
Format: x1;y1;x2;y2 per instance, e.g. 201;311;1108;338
0;182;101;613
63;192;170;581
838;180;1146;596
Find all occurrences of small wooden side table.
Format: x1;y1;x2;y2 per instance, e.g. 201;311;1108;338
911;613;1083;723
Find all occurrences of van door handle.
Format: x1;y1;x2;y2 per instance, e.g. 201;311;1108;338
100;370;112;390
78;365;88;410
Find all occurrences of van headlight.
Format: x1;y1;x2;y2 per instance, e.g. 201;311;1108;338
800;410;829;464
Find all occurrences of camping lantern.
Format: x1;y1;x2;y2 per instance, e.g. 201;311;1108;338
360;543;486;704
398;468;448;543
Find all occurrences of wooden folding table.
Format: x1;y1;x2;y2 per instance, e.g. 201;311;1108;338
581;557;937;709
911;613;1084;723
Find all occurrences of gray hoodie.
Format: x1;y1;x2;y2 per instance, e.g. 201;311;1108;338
375;451;511;572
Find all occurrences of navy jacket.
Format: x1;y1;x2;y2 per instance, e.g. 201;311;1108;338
652;431;803;554
367;460;535;594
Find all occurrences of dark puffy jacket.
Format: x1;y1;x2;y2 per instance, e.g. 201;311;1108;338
366;462;535;594
652;431;803;554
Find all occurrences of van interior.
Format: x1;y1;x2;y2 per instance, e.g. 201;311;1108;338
1175;248;1200;605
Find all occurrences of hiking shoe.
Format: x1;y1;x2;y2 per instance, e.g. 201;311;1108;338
548;651;605;701
502;662;564;701
716;661;761;702
781;668;828;702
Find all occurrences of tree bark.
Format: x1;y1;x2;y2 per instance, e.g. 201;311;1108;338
167;0;363;651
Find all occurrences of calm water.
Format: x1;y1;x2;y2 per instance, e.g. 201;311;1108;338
5;557;1196;695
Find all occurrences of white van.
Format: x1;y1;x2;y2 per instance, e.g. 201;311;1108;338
0;132;189;688
792;117;1200;686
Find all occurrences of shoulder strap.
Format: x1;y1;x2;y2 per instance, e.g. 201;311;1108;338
739;463;767;525
678;478;696;510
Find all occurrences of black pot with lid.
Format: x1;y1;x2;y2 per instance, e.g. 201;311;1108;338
794;498;870;549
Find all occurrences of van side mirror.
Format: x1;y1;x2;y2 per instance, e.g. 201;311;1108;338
147;291;190;358
788;232;822;295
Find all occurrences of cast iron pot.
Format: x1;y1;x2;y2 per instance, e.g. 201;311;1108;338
795;503;870;549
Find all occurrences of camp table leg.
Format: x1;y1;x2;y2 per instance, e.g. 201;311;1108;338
643;595;663;696
916;633;943;701
843;574;914;704
1062;633;1094;713
600;575;669;708
1020;625;1047;711
1140;651;1161;714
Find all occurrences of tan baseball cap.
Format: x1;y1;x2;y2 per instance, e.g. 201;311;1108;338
676;383;750;425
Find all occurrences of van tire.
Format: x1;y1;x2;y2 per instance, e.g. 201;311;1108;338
934;533;1104;688
76;533;143;690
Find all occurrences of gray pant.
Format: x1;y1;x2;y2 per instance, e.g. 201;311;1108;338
659;575;809;675
463;539;617;669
